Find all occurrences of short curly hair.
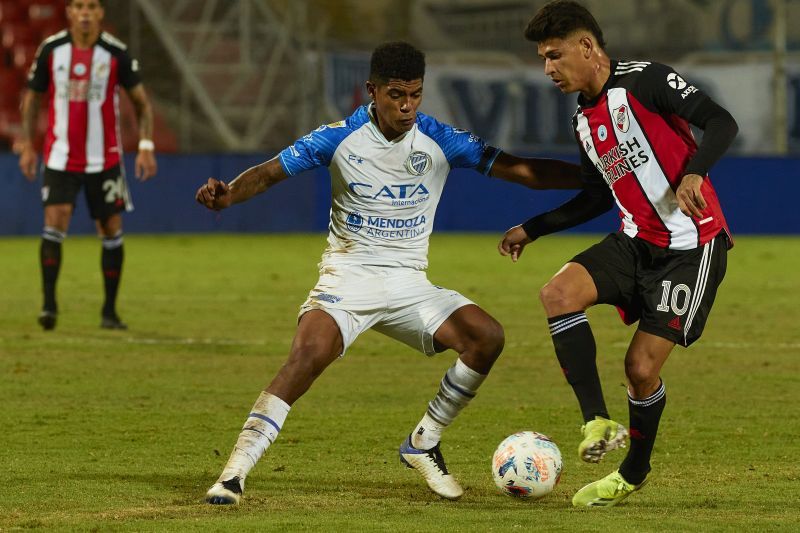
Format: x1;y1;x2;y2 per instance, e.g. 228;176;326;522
525;0;605;48
369;42;426;83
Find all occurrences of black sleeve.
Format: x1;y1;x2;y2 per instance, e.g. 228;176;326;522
521;150;614;240
637;62;738;177
117;49;142;89
681;97;738;176
27;42;51;92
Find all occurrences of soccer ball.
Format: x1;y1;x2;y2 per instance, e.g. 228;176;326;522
491;431;562;499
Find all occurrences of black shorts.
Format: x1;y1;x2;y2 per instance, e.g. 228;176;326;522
571;231;728;347
42;165;133;220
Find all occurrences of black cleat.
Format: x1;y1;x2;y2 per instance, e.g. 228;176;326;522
100;314;128;330
206;476;244;505
38;310;57;331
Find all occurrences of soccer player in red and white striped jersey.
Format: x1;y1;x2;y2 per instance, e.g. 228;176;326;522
19;0;157;331
499;0;738;507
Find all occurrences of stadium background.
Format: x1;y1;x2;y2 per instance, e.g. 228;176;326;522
1;0;798;236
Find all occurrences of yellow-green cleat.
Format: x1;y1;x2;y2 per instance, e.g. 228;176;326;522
578;417;628;463
572;470;646;508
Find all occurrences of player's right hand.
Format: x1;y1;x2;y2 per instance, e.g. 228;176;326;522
196;177;232;211
18;144;38;182
498;225;532;263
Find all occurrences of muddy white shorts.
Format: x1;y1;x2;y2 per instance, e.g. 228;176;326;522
298;264;473;356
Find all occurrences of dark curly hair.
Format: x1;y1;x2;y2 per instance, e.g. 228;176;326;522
369;42;426;83
525;0;606;48
67;0;104;5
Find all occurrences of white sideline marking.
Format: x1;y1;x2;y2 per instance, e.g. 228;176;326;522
3;337;797;349
6;336;269;346
126;337;268;346
612;341;800;349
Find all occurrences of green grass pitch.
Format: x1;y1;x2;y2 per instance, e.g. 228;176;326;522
1;233;798;531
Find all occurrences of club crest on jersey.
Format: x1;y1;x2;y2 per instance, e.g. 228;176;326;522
405;151;432;176
613;105;630;133
346;212;364;232
93;62;110;80
597;125;608;141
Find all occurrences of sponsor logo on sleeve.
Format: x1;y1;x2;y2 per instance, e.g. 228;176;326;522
668;72;698;99
667;72;687;90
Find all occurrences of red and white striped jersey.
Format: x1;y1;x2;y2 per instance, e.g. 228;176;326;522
574;60;730;250
28;30;141;174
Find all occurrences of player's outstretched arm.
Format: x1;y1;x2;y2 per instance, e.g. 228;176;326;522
18;89;42;182
489;152;582;190
195;157;288;211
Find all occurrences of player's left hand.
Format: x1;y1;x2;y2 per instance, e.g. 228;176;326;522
676;173;706;218
135;150;157;181
498;225;532;262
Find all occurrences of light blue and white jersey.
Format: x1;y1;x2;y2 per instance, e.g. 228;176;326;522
279;104;500;269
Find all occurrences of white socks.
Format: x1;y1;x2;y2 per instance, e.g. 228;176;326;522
412;358;486;450
218;392;291;482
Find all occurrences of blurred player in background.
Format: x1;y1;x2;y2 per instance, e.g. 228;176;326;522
197;41;583;505
499;0;737;507
19;0;157;331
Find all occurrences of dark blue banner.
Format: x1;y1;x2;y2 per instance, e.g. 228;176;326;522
1;153;797;235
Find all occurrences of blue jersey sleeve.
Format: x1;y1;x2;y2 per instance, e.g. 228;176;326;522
278;107;369;176
416;113;500;174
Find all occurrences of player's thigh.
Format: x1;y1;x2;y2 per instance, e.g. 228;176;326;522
84;166;130;220
297;267;386;356
373;272;474;356
566;232;639;307
42;168;81;224
290;309;344;364
638;233;728;347
432;304;504;358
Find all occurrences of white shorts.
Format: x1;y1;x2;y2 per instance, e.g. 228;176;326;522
298;264;474;356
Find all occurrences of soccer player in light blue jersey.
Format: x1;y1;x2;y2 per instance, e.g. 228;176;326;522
196;41;581;505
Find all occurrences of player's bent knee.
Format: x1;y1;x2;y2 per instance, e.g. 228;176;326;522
624;360;658;392
472;319;505;361
539;280;571;311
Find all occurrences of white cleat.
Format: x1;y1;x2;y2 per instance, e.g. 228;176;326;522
399;435;464;500
205;476;244;505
